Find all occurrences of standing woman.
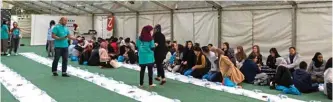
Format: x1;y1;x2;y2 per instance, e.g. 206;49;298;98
137;25;156;87
8;22;21;56
153;24;168;85
1;20;10;56
47;20;56;57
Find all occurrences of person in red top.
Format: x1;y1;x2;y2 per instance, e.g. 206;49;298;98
110;38;118;54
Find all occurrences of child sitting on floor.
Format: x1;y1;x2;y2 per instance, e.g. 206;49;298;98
293;61;319;93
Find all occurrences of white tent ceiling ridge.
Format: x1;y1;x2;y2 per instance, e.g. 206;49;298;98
3;1;332;15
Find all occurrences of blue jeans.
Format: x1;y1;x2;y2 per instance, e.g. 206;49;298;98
52;48;68;73
202;72;218;81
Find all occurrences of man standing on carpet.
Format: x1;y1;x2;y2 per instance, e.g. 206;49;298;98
51;17;77;77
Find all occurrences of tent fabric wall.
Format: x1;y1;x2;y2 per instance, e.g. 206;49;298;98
174;13;194;45
174;12;218;46
117;15;137;41
253;10;292;62
222;11;253;54
297;8;332;63
153;14;171;40
31;15;92;45
94;16;108;38
194;12;218;47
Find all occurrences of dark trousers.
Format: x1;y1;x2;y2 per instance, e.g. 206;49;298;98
156;59;165;78
191;68;210;79
139;63;154;85
52;48;68;73
9;38;20;54
274;66;292;87
1;39;8;54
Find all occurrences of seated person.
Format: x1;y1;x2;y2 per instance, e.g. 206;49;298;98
117;45;126;62
217;48;244;87
284;47;301;73
235;46;247;68
87;42;100;66
167;44;184;73
307;52;326;83
124;46;137;64
79;44;93;65
201;46;221;82
99;42;113;68
266;48;281;69
293;61;318;93
270;57;301;95
240;54;261;84
184;47;211;78
324;58;332;100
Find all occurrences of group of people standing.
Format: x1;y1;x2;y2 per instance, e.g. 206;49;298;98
1;20;22;56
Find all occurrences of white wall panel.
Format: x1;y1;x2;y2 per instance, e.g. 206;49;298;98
194;12;218;47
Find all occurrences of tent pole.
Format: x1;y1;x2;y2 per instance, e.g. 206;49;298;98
218;8;222;48
171;10;174;42
136;12;139;39
291;3;297;48
92;14;95;31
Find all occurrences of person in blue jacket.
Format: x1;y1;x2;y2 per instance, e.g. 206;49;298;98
240;54;261;83
293;61;318;93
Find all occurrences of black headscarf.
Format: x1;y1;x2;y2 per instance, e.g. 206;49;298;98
312;52;324;68
154;24;161;34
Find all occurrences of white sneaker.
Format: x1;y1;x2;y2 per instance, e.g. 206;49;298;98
149;84;156;88
14;53;18;56
6;54;10;56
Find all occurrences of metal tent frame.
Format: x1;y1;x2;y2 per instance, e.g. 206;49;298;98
3;0;332;48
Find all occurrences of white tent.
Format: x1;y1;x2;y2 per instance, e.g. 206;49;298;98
3;0;332;63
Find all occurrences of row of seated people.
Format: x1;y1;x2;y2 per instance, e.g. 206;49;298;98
68;36;332;99
68;37;137;68
164;41;332;99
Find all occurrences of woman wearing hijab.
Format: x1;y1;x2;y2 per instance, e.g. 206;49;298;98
153;24;168;85
307;52;326;83
136;25;156;87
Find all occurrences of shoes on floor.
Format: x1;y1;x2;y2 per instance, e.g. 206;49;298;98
14;53;18;56
53;72;59;76
149;84;156;88
6;54;10;56
62;74;70;77
160;80;166;85
155;77;161;81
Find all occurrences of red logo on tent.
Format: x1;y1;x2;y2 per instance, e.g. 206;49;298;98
107;15;115;31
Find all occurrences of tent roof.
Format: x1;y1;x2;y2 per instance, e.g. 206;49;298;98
3;0;332;15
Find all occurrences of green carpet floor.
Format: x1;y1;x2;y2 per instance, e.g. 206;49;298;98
0;38;331;102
